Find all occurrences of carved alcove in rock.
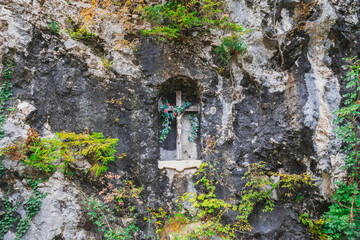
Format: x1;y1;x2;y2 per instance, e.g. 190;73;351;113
157;76;202;172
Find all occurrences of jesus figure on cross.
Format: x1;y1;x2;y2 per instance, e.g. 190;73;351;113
159;91;199;160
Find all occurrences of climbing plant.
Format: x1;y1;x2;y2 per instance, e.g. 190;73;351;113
188;113;199;142
0;62;14;139
159;100;194;142
0;178;46;239
0;193;20;239
322;57;360;240
15;179;47;239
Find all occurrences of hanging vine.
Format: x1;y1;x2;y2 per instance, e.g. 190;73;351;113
0;62;14;139
188;113;199;142
159;100;199;142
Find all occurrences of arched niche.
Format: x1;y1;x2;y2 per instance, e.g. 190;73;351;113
157;76;202;172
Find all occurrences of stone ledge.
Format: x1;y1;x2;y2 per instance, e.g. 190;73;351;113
158;160;202;172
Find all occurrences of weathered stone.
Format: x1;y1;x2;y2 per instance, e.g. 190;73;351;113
1;0;359;238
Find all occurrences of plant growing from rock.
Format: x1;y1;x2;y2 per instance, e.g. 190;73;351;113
0;193;20;239
76;0;250;58
83;173;143;240
215;33;248;65
299;213;328;240
15;179;47;239
0;178;46;239
2;128;122;178
0;62;14;139
48;19;60;34
267;0;320;67
101;57;114;71
322;57;360;239
155;138;315;239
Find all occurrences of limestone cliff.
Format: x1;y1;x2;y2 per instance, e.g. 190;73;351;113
0;0;359;239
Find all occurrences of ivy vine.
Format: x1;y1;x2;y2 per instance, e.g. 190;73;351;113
160;100;199;142
15;181;46;240
188;113;199;142
0;62;14;139
0;195;20;239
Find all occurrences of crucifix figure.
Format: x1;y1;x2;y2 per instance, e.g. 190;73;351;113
166;91;199;160
158;87;202;172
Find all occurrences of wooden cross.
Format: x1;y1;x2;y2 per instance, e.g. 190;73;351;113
168;91;199;160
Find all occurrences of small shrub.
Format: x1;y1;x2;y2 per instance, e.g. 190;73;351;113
48;20;59;34
2;129;122;177
299;213;328;240
215;33;248;65
66;28;97;41
83;173;142;240
290;0;319;37
101;57;114;71
65;17;97;42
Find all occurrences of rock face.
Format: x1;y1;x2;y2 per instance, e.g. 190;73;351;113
0;0;359;239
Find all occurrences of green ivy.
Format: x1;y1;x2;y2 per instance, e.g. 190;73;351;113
0;193;20;239
15;179;46;240
322;57;360;239
159;100;191;142
0;154;4;179
83;193;139;240
0;62;14;139
188;113;199;142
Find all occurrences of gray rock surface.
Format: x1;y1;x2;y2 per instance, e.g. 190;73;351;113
0;0;359;239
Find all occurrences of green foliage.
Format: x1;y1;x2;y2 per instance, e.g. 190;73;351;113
15;179;46;239
81;137;314;240
0;154;4;179
0;62;14;139
84;196;139;240
101;57;114;71
67;28;97;41
83;174;142;240
0;178;45;239
5;129;120;177
323;183;360;240
65;18;97;41
141;0;249;41
48;20;59;34
323;57;360;240
0;194;20;239
215;33;248;65
159;100;191;142
141;4;164;26
56;131;120;176
188;113;199;142
156;154;314;239
24;135;60;175
299;213;328;240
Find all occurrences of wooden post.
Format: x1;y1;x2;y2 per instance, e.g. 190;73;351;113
176;91;182;160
